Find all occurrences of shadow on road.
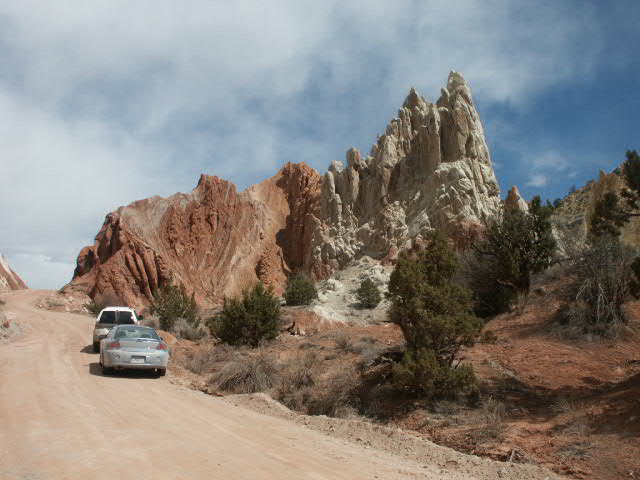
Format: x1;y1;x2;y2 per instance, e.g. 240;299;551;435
88;362;162;379
80;345;96;354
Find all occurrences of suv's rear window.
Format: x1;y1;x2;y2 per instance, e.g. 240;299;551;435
98;311;116;323
98;310;135;324
117;311;134;324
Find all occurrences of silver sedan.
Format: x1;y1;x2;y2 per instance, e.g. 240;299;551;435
99;325;169;377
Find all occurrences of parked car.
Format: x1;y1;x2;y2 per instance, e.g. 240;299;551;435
99;324;169;377
92;307;140;352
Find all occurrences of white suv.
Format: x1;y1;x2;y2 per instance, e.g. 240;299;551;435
92;307;140;352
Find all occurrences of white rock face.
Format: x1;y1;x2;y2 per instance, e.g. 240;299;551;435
308;71;501;274
505;186;529;213
311;256;391;324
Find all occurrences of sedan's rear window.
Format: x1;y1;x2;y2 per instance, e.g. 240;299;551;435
114;327;159;340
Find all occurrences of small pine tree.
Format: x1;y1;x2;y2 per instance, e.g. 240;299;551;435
215;281;281;347
387;231;482;399
472;196;556;314
151;283;198;331
356;277;381;309
284;273;317;306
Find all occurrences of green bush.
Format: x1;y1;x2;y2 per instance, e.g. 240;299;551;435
284;273;317;306
214;281;281;347
387;230;482;399
392;348;476;399
151;283;198;331
356;277;382;309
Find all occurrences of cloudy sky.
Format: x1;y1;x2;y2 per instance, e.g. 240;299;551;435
1;0;639;289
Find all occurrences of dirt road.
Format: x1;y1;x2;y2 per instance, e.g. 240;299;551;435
0;291;559;480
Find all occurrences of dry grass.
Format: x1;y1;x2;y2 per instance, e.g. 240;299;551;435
208;352;277;394
172;318;209;341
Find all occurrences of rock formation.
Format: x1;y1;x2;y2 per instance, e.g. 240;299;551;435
505;186;529;213
64;163;320;309
552;170;640;255
0;254;27;291
67;71;502;307
306;71;501;275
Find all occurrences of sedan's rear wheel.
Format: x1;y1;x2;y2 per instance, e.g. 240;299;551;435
157;368;166;377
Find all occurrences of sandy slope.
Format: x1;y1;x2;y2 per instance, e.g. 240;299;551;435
0;290;560;480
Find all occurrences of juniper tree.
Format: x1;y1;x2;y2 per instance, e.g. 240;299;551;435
215;281;281;347
356;277;382;309
387;231;482;398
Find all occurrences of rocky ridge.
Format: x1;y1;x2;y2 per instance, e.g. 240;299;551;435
308;72;501;276
67;71;502;307
0;254;27;292
65;163;320;308
551;169;640;255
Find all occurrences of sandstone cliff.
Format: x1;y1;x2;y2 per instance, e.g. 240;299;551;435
68;71;502;307
0;254;27;291
306;71;501;275
65;163;320;308
552;170;640;255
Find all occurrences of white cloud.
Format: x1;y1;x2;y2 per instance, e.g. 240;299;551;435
526;174;549;188
0;1;608;288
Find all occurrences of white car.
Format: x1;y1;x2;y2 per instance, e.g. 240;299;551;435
92;307;140;352
99;324;169;377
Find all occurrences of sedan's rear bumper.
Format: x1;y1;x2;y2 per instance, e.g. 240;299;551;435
103;350;169;369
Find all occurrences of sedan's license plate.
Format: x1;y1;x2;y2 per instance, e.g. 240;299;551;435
131;356;145;364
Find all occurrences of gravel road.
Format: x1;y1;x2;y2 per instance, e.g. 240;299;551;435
0;290;561;480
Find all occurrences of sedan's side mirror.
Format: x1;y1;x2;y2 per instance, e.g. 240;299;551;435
160;336;165;341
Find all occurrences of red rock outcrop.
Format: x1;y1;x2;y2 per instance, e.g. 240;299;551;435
65;163;320;309
0;254;28;291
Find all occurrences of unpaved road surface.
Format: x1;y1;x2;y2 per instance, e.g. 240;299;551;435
0;291;560;480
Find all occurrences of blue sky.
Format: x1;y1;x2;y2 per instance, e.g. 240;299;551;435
0;0;639;289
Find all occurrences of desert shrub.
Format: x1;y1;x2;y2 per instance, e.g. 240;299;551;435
387;230;482;399
183;344;235;375
87;292;124;316
557;235;639;338
151;283;198;331
471;196;556;315
208;352;277;393
214;281;281;347
141;315;160;329
276;352;319;411
306;367;360;417
356;277;382;309
333;330;353;351
284;273;317;306
172;317;209;341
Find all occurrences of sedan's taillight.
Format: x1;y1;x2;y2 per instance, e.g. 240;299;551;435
157;342;167;351
107;341;120;349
